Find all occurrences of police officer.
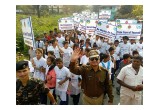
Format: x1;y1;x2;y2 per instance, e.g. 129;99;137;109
16;61;57;105
69;49;114;105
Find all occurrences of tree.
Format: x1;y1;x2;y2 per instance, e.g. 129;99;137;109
62;5;89;15
115;5;133;19
118;5;133;14
36;5;40;18
92;5;101;12
16;5;35;15
40;5;49;16
132;5;143;18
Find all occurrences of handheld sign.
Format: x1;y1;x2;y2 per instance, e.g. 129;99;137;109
20;16;35;48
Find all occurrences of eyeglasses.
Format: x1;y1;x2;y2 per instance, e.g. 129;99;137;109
89;57;99;61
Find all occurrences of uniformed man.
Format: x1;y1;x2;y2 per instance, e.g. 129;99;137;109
69;49;114;105
16;61;57;105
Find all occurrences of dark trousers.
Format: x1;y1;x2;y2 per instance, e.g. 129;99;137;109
59;93;69;105
70;93;80;105
115;60;121;72
40;93;47;104
111;68;115;84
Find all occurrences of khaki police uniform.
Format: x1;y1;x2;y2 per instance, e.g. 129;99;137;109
69;50;114;105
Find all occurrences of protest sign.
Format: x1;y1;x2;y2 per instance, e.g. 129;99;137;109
58;18;74;30
20;16;35;47
85;19;97;35
77;19;86;33
116;19;137;25
116;23;142;36
95;21;108;38
99;10;111;19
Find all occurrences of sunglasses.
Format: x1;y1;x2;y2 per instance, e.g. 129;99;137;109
89;57;99;61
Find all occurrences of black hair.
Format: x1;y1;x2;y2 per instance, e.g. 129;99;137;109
123;36;129;40
132;50;139;56
103;54;110;59
93;43;98;47
48;51;54;55
140;37;143;41
114;40;119;43
52;39;57;44
65;35;71;44
47;56;55;64
85;48;90;53
73;43;79;50
55;58;63;63
123;54;131;60
74;38;79;43
63;41;69;45
132;55;143;62
47;56;56;72
80;40;84;43
85;42;91;46
49;30;53;33
100;53;105;62
109;47;114;52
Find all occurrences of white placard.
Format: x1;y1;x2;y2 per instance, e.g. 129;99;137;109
20;16;35;47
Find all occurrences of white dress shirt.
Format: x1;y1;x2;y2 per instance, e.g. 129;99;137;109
117;64;143;97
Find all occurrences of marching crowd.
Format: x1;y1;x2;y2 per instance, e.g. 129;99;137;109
16;28;143;105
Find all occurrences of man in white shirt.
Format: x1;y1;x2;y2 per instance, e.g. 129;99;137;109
109;47;116;86
117;55;143;105
47;39;64;58
113;40;121;71
80;32;88;43
136;37;143;57
91;35;101;48
61;41;73;68
129;39;137;55
56;32;65;47
35;36;44;49
93;43;100;54
80;48;90;65
54;58;71;105
99;38;110;54
119;36;131;59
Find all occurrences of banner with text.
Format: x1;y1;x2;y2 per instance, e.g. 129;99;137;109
95;21;108;38
77;19;86;33
116;19;137;25
85;19;97;35
73;15;81;28
99;10;111;19
116;24;142;36
20;16;35;47
58;19;74;30
106;24;117;37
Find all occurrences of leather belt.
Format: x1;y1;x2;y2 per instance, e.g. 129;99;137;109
85;94;101;99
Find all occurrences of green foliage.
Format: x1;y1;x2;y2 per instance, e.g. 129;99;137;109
92;5;101;12
118;5;133;15
62;5;89;14
132;5;143;18
115;5;143;19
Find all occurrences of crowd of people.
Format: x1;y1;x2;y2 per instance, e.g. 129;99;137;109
16;28;143;105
